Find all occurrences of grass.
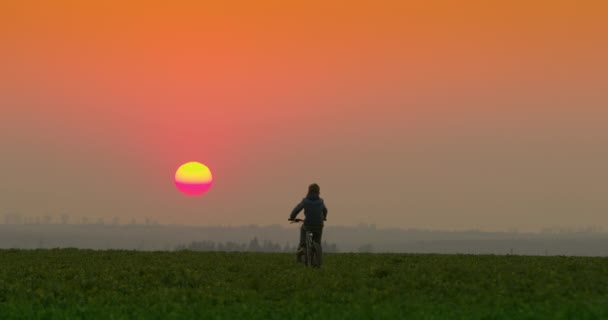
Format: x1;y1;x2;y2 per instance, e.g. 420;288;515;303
0;249;607;319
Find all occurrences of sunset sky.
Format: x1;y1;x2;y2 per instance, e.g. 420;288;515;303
1;1;607;231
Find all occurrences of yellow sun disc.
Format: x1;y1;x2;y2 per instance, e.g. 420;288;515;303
174;162;213;196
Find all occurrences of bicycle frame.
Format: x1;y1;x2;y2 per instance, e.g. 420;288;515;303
291;219;322;267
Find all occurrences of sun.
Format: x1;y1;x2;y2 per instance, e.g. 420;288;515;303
174;162;213;196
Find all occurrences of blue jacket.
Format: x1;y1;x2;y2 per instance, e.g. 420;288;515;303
290;193;328;226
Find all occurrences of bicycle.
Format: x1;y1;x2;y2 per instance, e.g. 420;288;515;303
290;219;322;268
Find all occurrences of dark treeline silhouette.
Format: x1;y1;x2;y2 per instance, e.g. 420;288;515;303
175;237;339;253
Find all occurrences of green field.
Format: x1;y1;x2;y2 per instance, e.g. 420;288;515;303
1;249;607;319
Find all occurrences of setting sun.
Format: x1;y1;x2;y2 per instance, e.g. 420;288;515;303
174;162;213;196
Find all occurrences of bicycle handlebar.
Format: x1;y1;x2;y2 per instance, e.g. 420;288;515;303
289;218;326;224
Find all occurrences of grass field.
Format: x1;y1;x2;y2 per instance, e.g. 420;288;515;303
1;249;607;319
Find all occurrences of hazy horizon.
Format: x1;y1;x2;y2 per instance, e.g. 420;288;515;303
2;1;607;232
3;223;608;256
2;211;607;234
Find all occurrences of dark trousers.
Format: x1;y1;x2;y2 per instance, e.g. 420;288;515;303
299;225;323;247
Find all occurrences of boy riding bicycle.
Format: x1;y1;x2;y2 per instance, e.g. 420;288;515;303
288;183;328;258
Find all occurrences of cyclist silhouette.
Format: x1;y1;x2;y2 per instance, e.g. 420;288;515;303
288;183;328;255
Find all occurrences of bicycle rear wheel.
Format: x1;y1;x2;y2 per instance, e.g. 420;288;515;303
312;241;322;267
306;232;313;267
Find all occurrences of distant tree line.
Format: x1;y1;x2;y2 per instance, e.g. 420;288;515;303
175;237;339;253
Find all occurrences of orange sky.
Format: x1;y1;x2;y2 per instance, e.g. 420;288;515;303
1;1;607;230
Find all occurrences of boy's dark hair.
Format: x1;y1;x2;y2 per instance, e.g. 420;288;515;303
308;183;320;194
